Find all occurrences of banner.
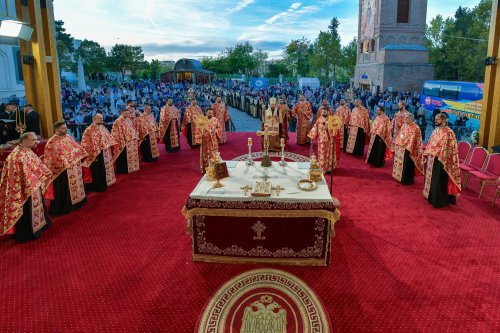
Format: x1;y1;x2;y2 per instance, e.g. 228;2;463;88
250;78;268;89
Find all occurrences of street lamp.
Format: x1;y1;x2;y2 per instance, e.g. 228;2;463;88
0;19;33;40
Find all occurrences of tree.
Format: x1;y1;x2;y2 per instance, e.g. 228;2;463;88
55;20;75;73
225;42;256;76
338;38;357;83
267;59;291;77
283;37;311;76
201;56;231;74
426;0;491;82
308;17;343;85
106;44;145;79
251;49;268;76
75;39;107;75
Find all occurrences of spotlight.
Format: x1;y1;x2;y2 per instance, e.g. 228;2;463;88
0;20;22;38
0;20;33;41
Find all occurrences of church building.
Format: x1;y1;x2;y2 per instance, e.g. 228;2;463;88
354;0;434;93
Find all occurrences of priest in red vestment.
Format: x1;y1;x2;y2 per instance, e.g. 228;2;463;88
335;99;351;151
81;113;117;192
182;99;203;148
346;100;370;156
111;109;140;174
391;101;410;150
366;106;393;167
308;107;341;173
137;105;159;162
0;132;52;242
277;97;290;143
195;109;222;173
423;113;461;208
212;96;230;144
43;122;88;216
292;95;312;145
392;114;424;185
159;98;181;153
321;99;334;115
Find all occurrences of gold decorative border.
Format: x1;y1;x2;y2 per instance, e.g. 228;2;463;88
192;254;329;266
183;207;340;225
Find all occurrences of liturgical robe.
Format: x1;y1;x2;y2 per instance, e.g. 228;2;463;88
0;145;52;242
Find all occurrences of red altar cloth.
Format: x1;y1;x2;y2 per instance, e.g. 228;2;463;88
183;198;340;266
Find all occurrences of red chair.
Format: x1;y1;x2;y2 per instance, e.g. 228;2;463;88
460;147;488;188
468;153;500;198
457;141;472;163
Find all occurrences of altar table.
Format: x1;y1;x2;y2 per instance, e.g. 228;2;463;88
182;161;340;266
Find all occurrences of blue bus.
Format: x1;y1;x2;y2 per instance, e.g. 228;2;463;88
420;80;483;138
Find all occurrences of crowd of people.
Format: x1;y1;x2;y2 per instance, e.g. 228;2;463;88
0;78;462;245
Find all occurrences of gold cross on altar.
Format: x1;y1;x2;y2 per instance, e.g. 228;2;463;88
256;125;278;156
240;185;252;196
272;185;285;196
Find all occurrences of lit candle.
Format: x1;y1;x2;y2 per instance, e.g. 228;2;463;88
280;138;285;146
248;138;252;146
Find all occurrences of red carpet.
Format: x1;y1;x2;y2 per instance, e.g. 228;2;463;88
1;132;499;332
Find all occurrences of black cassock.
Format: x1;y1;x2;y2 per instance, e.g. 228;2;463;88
49;170;87;216
367;135;386;167
86;151;107;192
400;150;416;185
116;147;129;174
15;195;52;243
140;134;156;162
186;123;200;148
428;157;457;208
164;122;180;153
352;129;366;156
342;125;349;151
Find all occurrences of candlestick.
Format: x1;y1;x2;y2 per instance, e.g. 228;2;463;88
246;137;254;166
279;141;287;167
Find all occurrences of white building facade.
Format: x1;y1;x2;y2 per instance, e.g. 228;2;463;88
0;0;25;101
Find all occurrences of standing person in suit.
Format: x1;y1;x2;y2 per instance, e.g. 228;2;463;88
23;104;41;136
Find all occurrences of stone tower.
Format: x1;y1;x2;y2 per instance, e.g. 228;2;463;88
354;0;434;93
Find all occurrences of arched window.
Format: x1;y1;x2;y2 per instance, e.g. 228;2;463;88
397;0;410;23
371;39;376;52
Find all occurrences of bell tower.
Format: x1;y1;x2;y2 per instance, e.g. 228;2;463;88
354;0;434;93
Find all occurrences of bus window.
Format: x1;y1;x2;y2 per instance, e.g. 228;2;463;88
460;85;481;100
440;85;459;99
423;82;440;97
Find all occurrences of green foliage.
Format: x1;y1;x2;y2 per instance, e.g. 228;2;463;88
107;44;145;79
55;20;75;72
75;39;107;74
201;56;231;74
309;18;342;84
338;38;357;83
426;0;491;82
201;42;268;76
283;37;312;77
267;59;291;77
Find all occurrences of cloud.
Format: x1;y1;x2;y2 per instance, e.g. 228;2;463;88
266;2;304;24
227;0;255;13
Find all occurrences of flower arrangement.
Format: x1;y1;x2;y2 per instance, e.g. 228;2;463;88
470;130;479;145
